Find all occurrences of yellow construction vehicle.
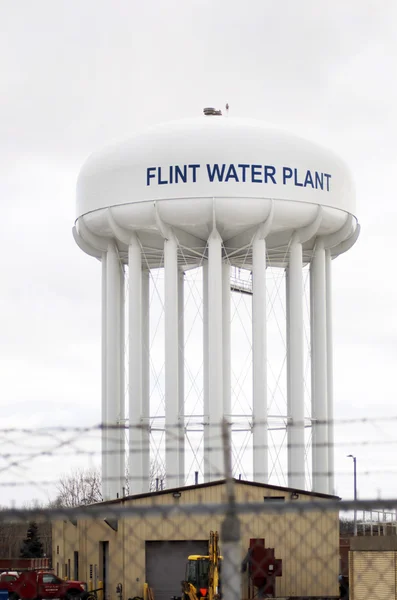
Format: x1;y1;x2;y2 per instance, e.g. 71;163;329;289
181;531;222;600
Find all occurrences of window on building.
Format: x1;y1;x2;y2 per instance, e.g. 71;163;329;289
263;496;285;501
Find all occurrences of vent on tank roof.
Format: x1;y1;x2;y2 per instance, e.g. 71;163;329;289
203;107;222;116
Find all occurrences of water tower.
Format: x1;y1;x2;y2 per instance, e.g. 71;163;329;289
74;111;359;500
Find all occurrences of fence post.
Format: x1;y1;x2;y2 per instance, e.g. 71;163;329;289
220;419;241;600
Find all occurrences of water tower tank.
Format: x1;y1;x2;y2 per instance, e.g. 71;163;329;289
74;114;359;500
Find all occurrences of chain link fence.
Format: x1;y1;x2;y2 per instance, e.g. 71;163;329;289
1;420;397;600
2;498;397;600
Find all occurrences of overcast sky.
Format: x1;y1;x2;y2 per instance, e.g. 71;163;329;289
0;0;396;506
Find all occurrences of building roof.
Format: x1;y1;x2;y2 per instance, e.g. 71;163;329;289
95;478;340;506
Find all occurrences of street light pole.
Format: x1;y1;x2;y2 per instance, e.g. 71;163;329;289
347;454;357;536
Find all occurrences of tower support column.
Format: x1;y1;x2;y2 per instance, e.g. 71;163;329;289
119;262;126;494
142;269;150;491
105;242;124;500
325;249;334;495
203;262;210;482
178;269;185;486
252;234;268;483
128;235;144;494
222;262;231;421
164;234;180;488
101;254;109;499
286;238;306;489
310;239;328;494
207;228;224;480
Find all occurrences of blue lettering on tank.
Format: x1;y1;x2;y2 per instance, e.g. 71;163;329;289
158;166;168;185
294;168;303;187
225;164;239;182
304;170;314;188
251;165;262;183
315;172;323;190
206;164;226;182
175;165;187;183
188;164;200;182
238;164;249;182
147;167;156;186
264;165;276;184
146;164;331;191
283;167;293;184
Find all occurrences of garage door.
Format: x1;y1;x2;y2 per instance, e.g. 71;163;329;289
146;540;208;600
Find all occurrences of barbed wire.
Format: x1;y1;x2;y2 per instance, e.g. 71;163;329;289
2;411;397;435
0;498;396;522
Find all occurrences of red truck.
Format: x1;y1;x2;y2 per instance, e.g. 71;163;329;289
0;570;90;600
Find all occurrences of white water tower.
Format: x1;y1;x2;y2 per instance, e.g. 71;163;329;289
74;111;359;500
